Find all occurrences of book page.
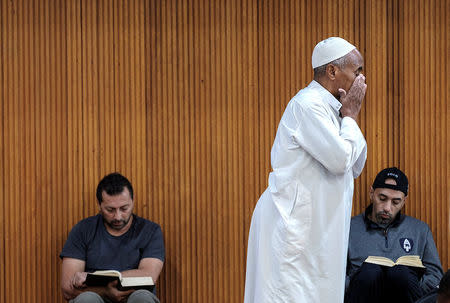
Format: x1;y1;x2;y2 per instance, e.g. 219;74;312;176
364;256;395;267
121;276;154;287
395;255;425;268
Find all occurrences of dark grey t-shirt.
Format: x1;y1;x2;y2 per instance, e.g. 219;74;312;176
60;214;165;272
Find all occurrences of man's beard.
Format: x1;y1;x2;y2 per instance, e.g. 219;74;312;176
375;211;393;226
105;216;131;230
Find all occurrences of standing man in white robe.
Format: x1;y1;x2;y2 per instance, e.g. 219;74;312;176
244;37;368;303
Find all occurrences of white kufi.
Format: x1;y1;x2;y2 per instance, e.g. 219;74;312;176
311;37;356;69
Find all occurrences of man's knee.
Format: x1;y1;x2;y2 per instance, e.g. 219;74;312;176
386;265;423;301
386;265;420;288
127;289;160;303
346;264;386;303
353;262;384;287
70;291;105;303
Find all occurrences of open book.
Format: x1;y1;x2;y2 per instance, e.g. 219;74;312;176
364;255;426;269
85;270;154;292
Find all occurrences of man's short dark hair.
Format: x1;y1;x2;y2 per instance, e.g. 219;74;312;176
438;269;450;300
96;172;134;203
313;54;350;78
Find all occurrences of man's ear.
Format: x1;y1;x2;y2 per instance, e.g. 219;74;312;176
369;186;374;200
326;64;337;80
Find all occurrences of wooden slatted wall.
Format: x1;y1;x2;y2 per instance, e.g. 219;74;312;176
0;0;448;302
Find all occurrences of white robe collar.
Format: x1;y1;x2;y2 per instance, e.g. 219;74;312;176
309;80;342;115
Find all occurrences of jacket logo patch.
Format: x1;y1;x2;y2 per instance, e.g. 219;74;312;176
400;238;414;253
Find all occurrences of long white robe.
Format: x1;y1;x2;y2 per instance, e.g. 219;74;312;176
244;81;367;303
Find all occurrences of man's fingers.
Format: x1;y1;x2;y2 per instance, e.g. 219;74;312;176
72;272;88;289
354;76;365;88
354;74;365;83
108;280;119;287
350;74;365;91
348;76;367;98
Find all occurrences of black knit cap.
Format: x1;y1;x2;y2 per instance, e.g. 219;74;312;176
372;167;409;196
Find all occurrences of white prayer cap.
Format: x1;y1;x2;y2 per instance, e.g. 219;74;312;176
311;37;356;69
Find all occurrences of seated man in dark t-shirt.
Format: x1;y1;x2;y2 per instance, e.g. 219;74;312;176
60;173;164;303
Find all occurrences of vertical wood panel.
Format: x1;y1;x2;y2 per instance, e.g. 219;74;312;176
35;1;46;301
4;1;20;302
25;0;36;300
65;0;83;239
0;1;448;302
98;0;116;175
0;1;4;302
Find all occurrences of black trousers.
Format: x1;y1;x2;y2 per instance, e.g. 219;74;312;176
345;263;424;303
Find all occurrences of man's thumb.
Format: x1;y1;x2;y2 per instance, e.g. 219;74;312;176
338;88;346;99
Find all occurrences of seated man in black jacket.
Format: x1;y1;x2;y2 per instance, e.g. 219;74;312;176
345;167;443;303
